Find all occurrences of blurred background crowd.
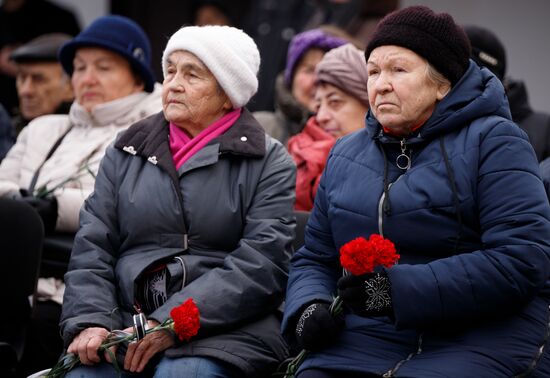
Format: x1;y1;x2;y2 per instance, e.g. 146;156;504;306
1;0;549;117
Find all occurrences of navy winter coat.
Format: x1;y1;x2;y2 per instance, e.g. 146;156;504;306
0;103;14;161
282;62;550;377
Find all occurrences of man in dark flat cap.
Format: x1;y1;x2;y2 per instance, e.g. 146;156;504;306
10;33;74;134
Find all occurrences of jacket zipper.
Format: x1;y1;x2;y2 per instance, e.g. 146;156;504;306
377;190;386;236
168;171;189;250
514;305;550;377
377;176;403;236
383;333;424;377
378;137;410;236
169;178;190;294
379;138;421;376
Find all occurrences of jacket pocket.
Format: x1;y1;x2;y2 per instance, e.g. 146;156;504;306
166;256;187;297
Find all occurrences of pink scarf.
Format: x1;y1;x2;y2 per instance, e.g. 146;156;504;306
169;108;242;169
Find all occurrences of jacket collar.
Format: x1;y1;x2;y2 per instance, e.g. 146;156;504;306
114;108;266;171
216;108;265;157
69;91;154;127
275;73;311;124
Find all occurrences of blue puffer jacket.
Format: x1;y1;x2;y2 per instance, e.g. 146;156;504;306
282;61;550;377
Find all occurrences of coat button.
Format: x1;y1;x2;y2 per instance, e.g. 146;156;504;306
240;136;248;142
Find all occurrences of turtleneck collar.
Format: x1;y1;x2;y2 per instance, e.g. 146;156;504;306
69;91;150;127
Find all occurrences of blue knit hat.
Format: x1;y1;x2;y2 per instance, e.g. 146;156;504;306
284;29;348;87
59;15;155;92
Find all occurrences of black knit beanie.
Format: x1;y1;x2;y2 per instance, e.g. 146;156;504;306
365;6;471;86
464;25;506;80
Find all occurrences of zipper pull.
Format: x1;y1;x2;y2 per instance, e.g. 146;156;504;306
396;138;411;170
383;196;391;216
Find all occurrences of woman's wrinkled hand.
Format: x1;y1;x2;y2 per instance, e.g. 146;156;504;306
124;320;175;373
67;327;110;365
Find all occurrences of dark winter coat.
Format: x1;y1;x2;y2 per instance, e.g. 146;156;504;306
282;62;550;377
540;158;550;203
254;74;312;145
507;79;550;162
61;109;296;377
0;103;14;161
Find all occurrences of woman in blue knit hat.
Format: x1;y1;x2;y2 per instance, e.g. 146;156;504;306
0;14;160;233
0;14;161;373
283;5;550;377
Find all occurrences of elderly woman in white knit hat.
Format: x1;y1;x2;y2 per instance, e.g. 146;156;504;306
59;25;296;378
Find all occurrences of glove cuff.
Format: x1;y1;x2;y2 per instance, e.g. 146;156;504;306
296;303;318;338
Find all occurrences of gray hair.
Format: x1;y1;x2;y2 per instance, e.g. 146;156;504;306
425;62;451;97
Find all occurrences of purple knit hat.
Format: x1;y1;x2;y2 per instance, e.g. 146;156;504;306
284;29;348;86
366;6;471;85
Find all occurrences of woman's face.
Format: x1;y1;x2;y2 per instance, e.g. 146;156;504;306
72;47;144;112
291;48;325;112
162;50;231;135
366;45;449;136
314;83;368;139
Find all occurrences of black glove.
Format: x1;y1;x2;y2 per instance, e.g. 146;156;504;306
18;195;58;233
337;271;393;317
295;302;344;351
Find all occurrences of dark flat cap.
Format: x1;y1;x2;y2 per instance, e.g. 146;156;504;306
10;33;72;63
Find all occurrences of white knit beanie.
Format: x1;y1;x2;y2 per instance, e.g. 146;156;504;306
162;25;260;109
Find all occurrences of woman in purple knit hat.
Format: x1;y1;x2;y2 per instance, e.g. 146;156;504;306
254;27;355;145
287;43;369;211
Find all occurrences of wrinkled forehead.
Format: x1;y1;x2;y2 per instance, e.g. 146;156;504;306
165;50;220;87
367;45;425;66
166;50;209;71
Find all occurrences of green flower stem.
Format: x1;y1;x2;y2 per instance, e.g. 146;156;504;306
46;320;175;378
328;296;343;315
283;349;308;378
35;158;100;198
36;170;91;198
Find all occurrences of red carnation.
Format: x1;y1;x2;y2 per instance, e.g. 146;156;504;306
169;298;201;341
339;234;399;276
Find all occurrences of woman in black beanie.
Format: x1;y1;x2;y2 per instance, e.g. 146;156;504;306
283;5;550;378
